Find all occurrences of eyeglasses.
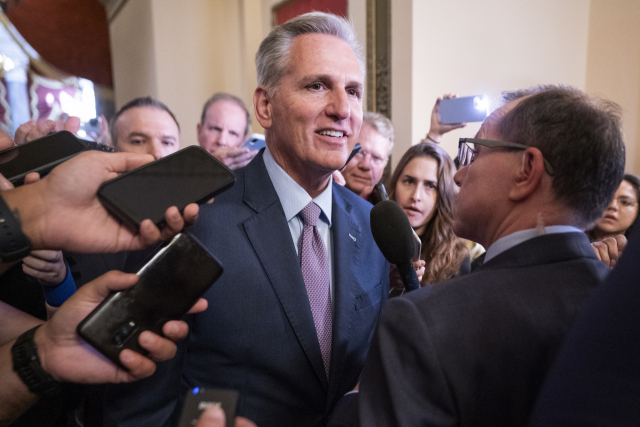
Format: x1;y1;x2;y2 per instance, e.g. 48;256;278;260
354;149;388;167
458;138;555;176
611;196;638;209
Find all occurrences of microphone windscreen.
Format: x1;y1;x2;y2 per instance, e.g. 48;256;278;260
370;200;415;265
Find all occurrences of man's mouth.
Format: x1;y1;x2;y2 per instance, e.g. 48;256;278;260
317;130;345;138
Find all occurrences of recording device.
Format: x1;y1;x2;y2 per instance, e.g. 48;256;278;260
179;388;239;427
370;200;421;292
369;183;389;205
98;146;236;231
439;95;490;124
0;131;90;186
242;133;266;151
77;232;224;368
340;143;362;171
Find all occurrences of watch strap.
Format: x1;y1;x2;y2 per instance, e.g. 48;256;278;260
11;325;63;396
0;194;32;262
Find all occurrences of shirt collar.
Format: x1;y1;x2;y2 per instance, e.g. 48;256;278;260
262;147;332;225
484;225;583;263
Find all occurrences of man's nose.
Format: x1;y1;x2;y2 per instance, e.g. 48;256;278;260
453;166;466;188
149;140;167;160
327;90;350;121
358;152;372;169
215;131;230;147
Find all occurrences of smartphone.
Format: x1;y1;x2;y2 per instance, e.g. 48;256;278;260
0;131;87;185
98;146;236;231
242;133;266;151
369;183;389;205
439;95;490;124
412;228;422;262
77;232;224;368
179;388;239;427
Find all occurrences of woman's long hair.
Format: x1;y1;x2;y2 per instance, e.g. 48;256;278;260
388;142;468;284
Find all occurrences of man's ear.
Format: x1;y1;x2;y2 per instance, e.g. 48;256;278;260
196;122;202;135
254;86;273;129
509;147;546;201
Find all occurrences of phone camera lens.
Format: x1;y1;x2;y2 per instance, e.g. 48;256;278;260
112;320;137;345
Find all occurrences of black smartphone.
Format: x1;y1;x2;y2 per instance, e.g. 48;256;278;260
0;131;87;186
179;388;239;427
98;145;236;231
439;95;490;124
77;232;223;368
369;183;389;205
242;133;266;151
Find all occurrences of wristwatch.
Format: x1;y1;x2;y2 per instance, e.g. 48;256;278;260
11;325;63;396
0;194;32;262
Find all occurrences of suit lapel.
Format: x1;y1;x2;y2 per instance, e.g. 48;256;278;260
327;188;362;401
241;155;329;389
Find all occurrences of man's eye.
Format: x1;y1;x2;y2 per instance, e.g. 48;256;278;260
309;83;324;90
130;139;143;145
347;88;360;98
163;140;175;146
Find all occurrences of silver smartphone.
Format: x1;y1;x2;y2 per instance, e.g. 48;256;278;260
412;228;422;262
439;95;490;124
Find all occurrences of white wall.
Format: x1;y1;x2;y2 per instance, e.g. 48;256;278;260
586;0;640;175
403;0;591;166
109;0;157;108
110;0;264;148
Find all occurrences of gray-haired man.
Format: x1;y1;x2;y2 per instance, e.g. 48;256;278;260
103;12;388;427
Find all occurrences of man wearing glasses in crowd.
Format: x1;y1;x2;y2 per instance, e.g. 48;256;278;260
331;85;626;427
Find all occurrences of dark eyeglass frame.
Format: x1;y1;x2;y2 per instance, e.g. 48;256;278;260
458;138;555;176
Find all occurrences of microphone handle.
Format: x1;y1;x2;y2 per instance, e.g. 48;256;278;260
396;262;421;292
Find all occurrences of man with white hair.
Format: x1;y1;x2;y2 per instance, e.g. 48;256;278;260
341;112;393;197
104;12;388;427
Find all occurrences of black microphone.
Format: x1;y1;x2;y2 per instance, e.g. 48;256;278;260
370;200;421;292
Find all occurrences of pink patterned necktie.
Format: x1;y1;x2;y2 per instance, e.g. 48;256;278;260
298;202;332;378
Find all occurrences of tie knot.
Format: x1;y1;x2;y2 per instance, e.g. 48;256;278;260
299;202;321;227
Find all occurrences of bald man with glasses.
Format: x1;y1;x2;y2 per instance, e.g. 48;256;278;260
330;85;626;427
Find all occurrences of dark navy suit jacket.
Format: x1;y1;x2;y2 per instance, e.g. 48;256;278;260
351;232;608;427
103;152;389;427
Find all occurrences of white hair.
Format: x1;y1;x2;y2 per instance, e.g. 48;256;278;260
255;12;365;92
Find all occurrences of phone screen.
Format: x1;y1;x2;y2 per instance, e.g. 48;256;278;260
439;95;489;124
98;146;235;229
0;131;87;184
77;232;224;367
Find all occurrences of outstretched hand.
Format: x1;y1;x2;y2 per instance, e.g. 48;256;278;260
1;151;199;253
35;270;207;383
14;116;81;145
423;94;467;143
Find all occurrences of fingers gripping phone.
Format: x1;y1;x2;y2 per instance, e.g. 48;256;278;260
0;130;107;186
98;146;236;231
77;232;223;368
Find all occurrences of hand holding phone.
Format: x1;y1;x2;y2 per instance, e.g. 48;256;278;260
77;232;223;368
180;388;239;427
0;131;87;186
98;146;235;231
